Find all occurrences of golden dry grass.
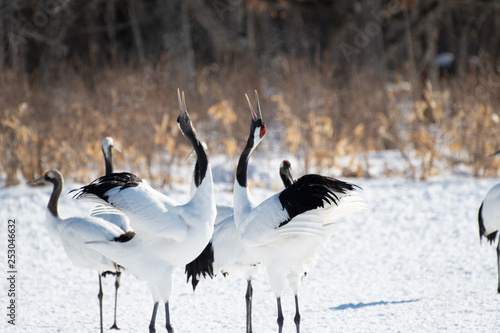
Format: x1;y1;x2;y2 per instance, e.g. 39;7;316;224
1;59;500;186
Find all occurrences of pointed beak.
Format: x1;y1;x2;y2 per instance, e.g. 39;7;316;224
245;90;262;121
178;88;188;117
488;150;500;158
245;93;257;121
112;144;121;153
186;148;196;161
254;90;262;120
28;176;46;186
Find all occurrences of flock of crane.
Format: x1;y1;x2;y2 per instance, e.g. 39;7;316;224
29;89;500;333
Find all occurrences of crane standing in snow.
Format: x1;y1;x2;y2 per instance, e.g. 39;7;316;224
72;90;216;333
29;169;135;333
231;93;366;333
92;136;132;330
185;91;269;333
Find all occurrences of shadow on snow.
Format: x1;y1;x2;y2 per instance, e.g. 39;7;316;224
331;299;420;311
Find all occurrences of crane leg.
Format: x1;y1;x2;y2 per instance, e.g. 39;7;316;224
245;279;253;333
149;302;159;333
165;302;174;333
294;295;301;333
276;297;284;333
496;242;500;294
110;272;121;329
98;274;104;333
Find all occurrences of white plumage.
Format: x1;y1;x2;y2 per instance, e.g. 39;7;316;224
58;215;128;272
185;91;267;333
88;136;132;330
232;96;366;332
29;169;134;333
214;203;235;224
72;90;216;333
188;141;235;225
238;176;365;333
91;137;132;234
479;183;500;241
478;166;500;293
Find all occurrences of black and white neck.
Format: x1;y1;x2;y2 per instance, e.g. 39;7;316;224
235;91;267;189
102;137;115;175
30;169;63;218
177;89;209;188
279;160;294;188
233;91;267;223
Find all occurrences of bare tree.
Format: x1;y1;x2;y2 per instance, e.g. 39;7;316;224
105;0;119;65
0;0;4;71
128;0;145;66
361;0;385;75
187;0;248;57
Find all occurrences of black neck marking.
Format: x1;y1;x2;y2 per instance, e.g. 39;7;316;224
48;177;63;218
190;134;208;187
177;117;208;188
279;161;294;188
185;241;214;291
193;160;202;188
236;119;264;188
103;146;113;175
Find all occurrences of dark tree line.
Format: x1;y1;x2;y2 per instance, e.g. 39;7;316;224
1;0;500;86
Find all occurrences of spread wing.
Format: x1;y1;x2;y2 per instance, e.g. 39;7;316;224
72;172;187;241
238;175;365;247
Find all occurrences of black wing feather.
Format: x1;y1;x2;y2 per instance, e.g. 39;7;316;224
71;172;142;203
114;231;136;243
278;174;359;228
185;241;214;291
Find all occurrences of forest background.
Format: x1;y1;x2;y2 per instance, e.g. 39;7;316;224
1;0;500;186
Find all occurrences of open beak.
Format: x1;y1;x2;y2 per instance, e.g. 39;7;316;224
178;88;188;117
245;90;262;121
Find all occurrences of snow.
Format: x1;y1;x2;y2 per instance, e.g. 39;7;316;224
2;151;500;332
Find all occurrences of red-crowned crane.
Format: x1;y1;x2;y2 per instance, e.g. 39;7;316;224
72;90;216;333
185;91;267;333
478;150;500;293
29;169;135;333
233;95;366;333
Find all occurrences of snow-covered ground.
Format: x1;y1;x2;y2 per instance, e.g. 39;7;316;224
2;151;500;332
